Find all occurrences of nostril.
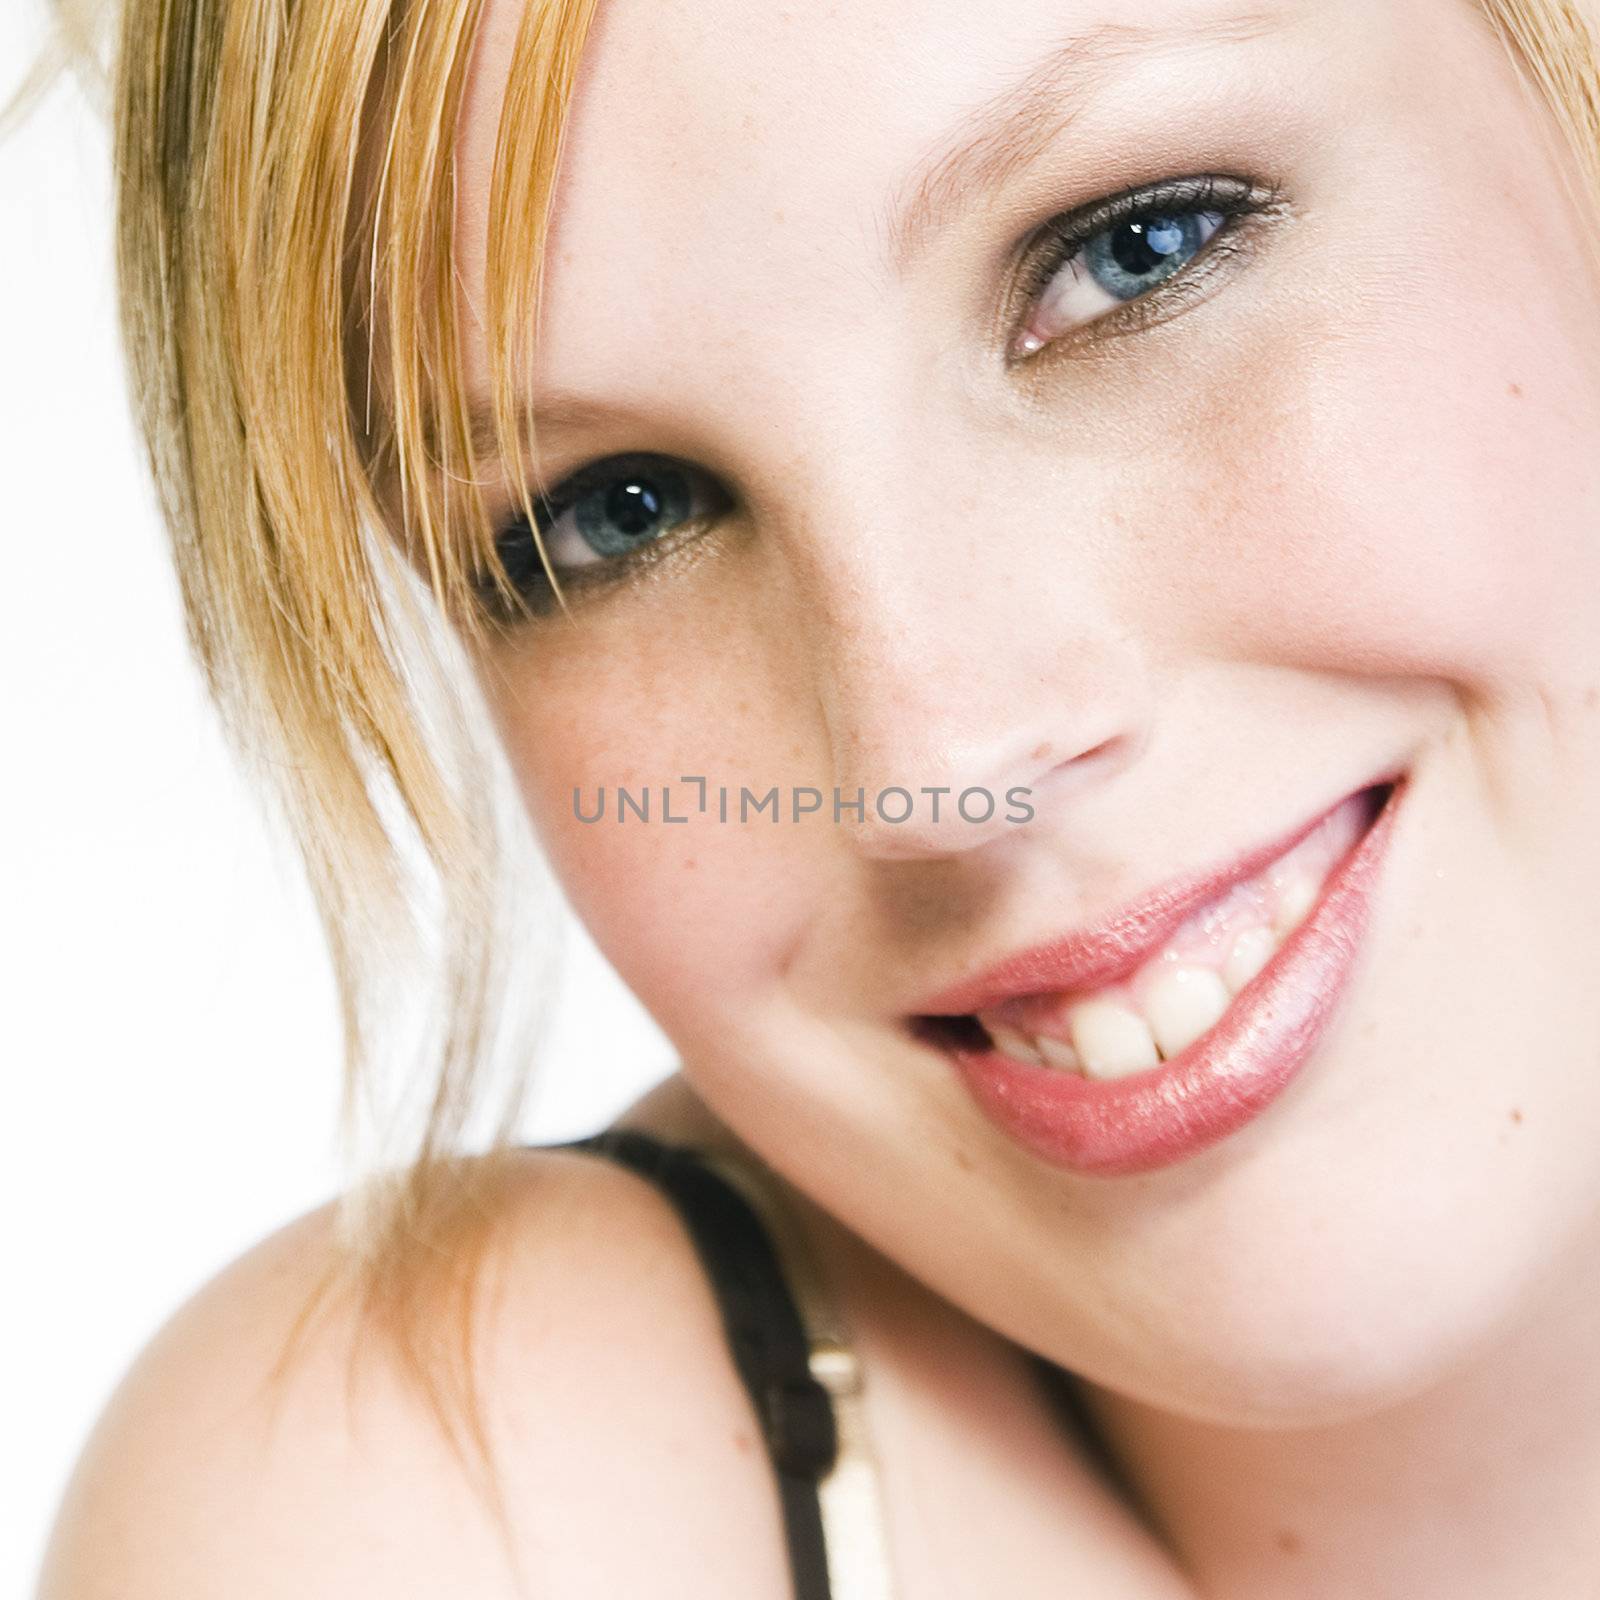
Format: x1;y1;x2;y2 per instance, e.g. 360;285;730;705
1034;729;1141;796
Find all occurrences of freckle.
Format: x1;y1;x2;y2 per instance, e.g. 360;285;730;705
954;1147;975;1172
1508;381;1523;397
682;857;698;871
1029;742;1051;763
1276;1528;1303;1555
1509;1107;1524;1125
733;1430;754;1455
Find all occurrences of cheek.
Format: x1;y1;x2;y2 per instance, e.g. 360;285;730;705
480;608;832;1026
1152;191;1600;694
1202;327;1600;689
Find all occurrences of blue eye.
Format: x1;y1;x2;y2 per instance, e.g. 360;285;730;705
1082;212;1223;302
485;452;727;612
1016;208;1225;357
1013;176;1277;359
543;454;721;569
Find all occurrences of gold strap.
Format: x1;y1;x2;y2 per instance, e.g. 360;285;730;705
695;1148;900;1600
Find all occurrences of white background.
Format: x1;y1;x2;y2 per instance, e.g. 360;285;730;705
0;18;675;1593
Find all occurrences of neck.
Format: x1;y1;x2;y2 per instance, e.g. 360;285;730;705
1077;1233;1600;1600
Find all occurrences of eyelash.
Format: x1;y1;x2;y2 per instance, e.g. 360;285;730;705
479;170;1285;620
476;461;728;623
1009;172;1285;358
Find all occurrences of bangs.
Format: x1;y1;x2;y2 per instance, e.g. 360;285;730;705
355;0;601;631
113;0;601;1234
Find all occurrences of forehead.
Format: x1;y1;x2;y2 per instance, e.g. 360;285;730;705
451;0;1385;412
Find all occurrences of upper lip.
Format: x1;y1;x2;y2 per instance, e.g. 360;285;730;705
916;779;1396;1018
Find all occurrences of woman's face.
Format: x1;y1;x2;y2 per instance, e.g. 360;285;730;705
456;0;1600;1425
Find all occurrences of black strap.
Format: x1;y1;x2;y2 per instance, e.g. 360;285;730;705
549;1129;838;1600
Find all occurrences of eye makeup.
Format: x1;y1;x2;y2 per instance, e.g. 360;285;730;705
1006;172;1288;360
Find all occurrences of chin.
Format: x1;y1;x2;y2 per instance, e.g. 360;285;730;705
1056;1063;1600;1434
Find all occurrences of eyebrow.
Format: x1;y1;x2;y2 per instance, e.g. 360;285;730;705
884;8;1286;273
464;394;619;483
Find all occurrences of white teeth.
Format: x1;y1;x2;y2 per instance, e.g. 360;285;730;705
1141;966;1231;1059
1273;873;1318;936
1068;1000;1161;1081
989;1024;1044;1067
1223;926;1278;994
969;825;1338;1081
1036;1035;1082;1072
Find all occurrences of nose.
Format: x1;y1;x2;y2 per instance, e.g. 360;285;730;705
798;524;1153;862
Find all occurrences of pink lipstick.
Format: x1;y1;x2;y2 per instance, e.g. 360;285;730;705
918;778;1406;1176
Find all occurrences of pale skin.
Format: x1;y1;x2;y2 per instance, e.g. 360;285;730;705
40;0;1600;1595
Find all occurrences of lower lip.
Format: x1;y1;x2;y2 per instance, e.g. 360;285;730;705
945;781;1406;1177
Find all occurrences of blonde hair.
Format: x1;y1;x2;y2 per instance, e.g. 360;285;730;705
65;0;1600;1454
1485;3;1600;256
106;0;600;1479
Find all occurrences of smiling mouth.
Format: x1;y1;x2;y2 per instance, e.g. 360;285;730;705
938;784;1392;1080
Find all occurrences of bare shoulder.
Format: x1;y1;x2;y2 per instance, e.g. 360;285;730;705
39;1143;792;1600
